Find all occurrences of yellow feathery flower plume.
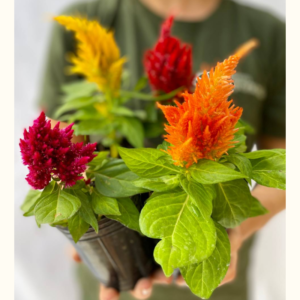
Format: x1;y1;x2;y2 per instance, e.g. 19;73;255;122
54;15;126;93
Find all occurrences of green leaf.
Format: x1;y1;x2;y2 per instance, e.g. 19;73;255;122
190;159;247;184
68;180;86;190
120;87;183;101
68;213;90;243
140;190;217;275
111;106;134;117
35;189;81;224
227;154;252;184
119;147;181;178
68;190;99;233
249;196;269;218
180;177;213;219
157;141;171;151
134;76;148;91
21;190;41;213
133;175;179;192
74;119;113;136
24;181;57;217
91;189;121;215
54;96;99;118
88;151;109;168
246;150;286;189
94;159;147;197
61;81;98;100
117;117;144;148
212;179;252;228
106;197;141;232
241;149;285;159
181;222;230;300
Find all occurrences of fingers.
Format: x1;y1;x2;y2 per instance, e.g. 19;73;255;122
219;252;238;286
99;284;119;300
130;278;153;299
70;247;82;263
151;269;172;285
175;275;187;287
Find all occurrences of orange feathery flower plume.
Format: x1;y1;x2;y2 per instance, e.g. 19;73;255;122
157;54;243;168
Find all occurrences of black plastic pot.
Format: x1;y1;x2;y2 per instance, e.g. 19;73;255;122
57;217;155;291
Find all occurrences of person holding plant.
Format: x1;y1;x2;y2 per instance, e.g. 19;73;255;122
38;0;285;300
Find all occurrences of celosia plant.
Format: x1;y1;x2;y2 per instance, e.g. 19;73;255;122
157;54;242;167
117;54;286;299
144;16;194;94
53;16;181;157
21;113;147;242
54;16;126;94
20;112;97;189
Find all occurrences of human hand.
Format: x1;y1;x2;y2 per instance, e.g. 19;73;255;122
70;248;187;300
219;227;243;286
70;226;243;299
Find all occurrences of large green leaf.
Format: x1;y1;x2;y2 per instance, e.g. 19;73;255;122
106;198;141;233
227;154;252;184
247;150;286;189
68;190;99;233
74;119;113;136
249;196;269;218
212;180;252;228
190;159;247;184
24;181;57;217
91;189;121;216
94;159;148;197
35;189;81;224
180;222;230;299
180;177;213;220
68;213;90;243
133;175;180;192
140;190;217;275
21;189;41;213
119;147;181;178
117;117;144;148
241;149;285;159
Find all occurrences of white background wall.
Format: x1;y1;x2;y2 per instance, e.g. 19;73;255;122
14;1;285;299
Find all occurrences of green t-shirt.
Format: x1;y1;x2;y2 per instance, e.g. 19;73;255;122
38;0;285;299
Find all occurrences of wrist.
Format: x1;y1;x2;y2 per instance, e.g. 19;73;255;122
239;185;285;241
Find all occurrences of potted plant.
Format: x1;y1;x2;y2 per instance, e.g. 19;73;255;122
118;53;286;299
19;112;154;291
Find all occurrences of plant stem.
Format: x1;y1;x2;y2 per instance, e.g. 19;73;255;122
110;144;118;158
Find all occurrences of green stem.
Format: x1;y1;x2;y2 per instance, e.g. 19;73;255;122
120;87;184;101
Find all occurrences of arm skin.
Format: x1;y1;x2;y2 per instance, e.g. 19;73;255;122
220;135;286;285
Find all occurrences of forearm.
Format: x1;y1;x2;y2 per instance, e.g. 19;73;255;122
49;118;86;143
240;184;286;241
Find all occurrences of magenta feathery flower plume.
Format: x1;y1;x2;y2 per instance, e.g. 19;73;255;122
144;16;194;94
19;112;97;189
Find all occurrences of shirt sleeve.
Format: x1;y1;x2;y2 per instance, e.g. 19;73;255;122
260;19;286;138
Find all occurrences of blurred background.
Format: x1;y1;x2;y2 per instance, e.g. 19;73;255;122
14;1;285;299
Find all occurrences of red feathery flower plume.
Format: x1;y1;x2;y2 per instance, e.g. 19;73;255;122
19;112;97;189
144;16;194;94
157;54;243;168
